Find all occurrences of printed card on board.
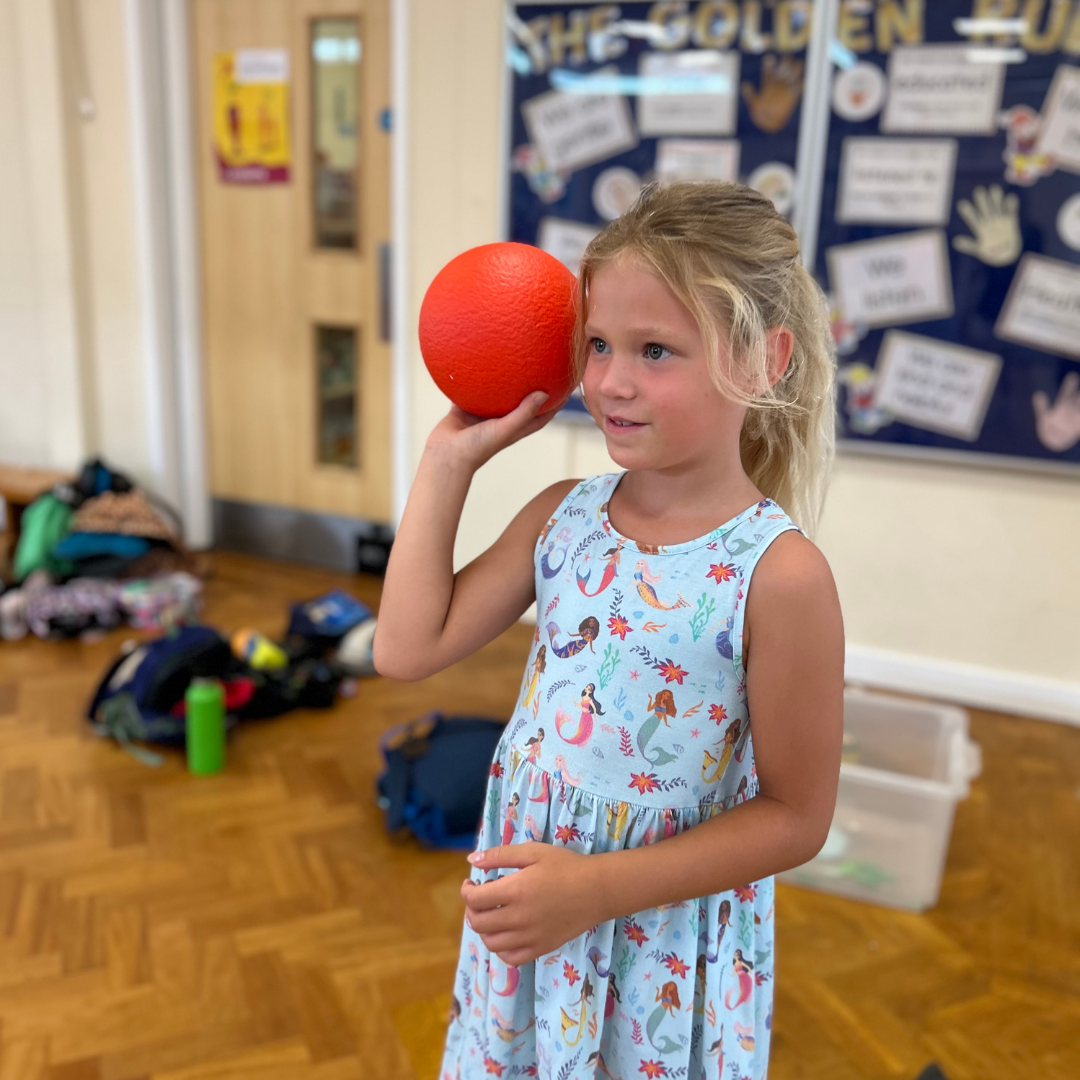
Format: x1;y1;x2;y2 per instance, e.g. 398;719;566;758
537;217;600;275
837;138;957;225
872;331;1002;441
826;230;954;329
995;253;1080;360
522;68;638;174
882;45;1005;134
655;139;741;183
636;50;741;136
1035;64;1080;175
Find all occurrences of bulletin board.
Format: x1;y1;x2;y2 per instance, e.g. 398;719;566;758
504;0;819;417
816;0;1080;472
503;0;1080;471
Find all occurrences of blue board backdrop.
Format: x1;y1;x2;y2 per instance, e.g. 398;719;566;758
506;1;816;416
505;2;1080;468
814;1;1080;470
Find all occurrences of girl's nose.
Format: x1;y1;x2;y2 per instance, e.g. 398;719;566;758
594;351;637;401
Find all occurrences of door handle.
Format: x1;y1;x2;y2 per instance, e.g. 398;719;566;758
378;242;392;342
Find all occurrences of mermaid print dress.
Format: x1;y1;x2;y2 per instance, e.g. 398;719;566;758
440;472;803;1080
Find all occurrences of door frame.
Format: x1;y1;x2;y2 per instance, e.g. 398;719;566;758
130;0;411;548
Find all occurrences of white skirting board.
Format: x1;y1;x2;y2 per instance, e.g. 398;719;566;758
845;645;1080;727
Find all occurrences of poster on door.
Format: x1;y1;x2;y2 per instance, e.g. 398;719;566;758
213;50;292;184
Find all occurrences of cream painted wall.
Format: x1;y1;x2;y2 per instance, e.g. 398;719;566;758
406;0;1080;713
0;0;156;487
0;1;51;465
74;0;155;484
1;0;96;471
407;0;589;577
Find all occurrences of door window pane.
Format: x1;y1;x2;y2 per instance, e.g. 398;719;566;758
312;19;361;249
316;326;359;467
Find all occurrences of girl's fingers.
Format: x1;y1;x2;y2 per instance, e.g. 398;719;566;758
466;905;519;936
482;392;553;449
480;930;530;955
499;391;549;430
496;948;535;967
463;877;514;911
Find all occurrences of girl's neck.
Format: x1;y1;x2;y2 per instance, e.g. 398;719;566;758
608;463;763;548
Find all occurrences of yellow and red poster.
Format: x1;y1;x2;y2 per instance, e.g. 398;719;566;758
213;49;291;184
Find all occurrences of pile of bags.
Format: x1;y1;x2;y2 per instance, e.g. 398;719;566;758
88;589;378;764
1;459;200;641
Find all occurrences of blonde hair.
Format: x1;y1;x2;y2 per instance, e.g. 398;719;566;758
575;181;836;537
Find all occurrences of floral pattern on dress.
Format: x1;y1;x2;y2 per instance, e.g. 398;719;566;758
441;473;802;1080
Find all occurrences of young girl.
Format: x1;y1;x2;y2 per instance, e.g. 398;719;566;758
374;182;844;1079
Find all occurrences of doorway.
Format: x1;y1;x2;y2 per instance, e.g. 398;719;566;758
191;0;392;526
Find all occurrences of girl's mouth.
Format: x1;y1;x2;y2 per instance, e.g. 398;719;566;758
605;415;645;432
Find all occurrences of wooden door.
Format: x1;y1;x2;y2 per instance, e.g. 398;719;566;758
192;0;391;521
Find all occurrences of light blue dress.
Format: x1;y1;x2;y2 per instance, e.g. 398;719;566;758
440;472;803;1080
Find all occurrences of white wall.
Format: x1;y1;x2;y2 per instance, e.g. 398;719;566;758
406;0;1079;722
0;0;97;471
0;2;51;466
75;0;155;483
0;0;158;489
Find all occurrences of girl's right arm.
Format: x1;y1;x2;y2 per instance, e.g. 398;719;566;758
372;391;579;681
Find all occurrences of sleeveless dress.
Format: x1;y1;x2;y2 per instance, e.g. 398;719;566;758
439;472;803;1080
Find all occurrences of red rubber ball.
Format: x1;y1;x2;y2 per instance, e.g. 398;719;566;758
419;242;578;419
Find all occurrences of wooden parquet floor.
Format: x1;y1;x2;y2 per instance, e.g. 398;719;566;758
0;551;1077;1080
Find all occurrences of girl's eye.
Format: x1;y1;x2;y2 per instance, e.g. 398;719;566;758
645;343;672;361
590;337;609;354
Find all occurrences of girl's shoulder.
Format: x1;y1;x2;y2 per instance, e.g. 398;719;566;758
533;474;619;551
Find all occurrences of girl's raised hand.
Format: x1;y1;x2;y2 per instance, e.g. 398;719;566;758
425;391;554;471
461;842;606;967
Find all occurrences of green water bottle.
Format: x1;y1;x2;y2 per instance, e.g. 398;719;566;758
186;678;225;775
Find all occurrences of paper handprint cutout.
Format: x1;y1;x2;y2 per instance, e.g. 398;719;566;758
742;55;804;134
952;185;1022;267
1033;371;1080;453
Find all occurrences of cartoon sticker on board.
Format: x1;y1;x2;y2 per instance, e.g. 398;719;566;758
952;185;1022;266
748;162;796;217
831;61;887;122
1033;371;1080;453
742;55;804;134
999;106;1056;186
826;292;867;357
837;363;892;435
513;144;569;203
593;167;643;221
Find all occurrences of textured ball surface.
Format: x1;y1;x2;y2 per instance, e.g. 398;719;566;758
419;242;578;418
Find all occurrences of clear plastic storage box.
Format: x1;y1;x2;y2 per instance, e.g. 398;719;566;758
778;688;982;912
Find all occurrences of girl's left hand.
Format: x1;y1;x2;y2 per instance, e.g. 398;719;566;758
461;843;605;967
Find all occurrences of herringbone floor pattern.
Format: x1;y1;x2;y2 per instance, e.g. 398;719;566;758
0;552;1077;1079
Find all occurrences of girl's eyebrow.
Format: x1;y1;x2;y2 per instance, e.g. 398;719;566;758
584;324;677;337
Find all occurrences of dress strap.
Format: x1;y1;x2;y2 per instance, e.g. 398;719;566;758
532;474;613;559
730;512;803;683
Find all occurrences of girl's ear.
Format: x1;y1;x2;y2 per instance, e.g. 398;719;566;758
765;327;795;387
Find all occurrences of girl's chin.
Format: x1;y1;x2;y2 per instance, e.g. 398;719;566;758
604;441;662;471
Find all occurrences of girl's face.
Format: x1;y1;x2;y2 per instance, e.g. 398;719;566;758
582;257;747;471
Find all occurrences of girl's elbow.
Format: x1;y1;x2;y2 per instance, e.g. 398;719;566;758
800;807;836;862
371;632;423;681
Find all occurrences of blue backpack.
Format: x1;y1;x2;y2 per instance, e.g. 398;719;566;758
87;625;235;763
376;712;505;848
